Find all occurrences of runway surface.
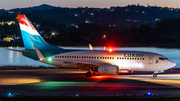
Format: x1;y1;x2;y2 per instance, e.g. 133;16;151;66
0;69;180;96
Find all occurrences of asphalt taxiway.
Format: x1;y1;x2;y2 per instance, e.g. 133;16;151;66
0;69;180;96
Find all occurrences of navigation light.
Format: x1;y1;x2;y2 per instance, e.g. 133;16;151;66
48;57;52;62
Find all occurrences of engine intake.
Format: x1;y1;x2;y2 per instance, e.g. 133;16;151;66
98;65;119;75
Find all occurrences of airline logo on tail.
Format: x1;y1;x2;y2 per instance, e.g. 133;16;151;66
18;14;35;30
18;14;39;36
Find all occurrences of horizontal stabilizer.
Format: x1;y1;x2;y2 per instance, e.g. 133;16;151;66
4;48;35;54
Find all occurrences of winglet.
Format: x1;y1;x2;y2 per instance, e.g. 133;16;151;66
89;44;94;50
34;46;45;61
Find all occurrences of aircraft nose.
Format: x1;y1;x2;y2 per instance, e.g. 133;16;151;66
169;61;176;67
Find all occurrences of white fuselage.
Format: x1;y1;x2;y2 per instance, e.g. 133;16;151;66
45;50;175;72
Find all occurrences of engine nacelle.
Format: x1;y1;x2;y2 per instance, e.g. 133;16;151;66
98;65;119;75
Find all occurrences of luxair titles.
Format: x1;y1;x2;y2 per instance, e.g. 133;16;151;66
124;53;144;57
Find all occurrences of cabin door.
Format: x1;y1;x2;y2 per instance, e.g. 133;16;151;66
148;55;153;64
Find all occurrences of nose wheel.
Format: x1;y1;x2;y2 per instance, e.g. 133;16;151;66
153;73;157;78
86;72;92;77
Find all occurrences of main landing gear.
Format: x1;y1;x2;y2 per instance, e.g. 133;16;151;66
153;73;157;78
86;68;96;77
86;72;92;77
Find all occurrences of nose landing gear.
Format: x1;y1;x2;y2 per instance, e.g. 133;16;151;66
153;70;164;78
153;73;157;78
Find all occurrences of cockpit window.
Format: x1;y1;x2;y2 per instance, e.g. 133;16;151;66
159;57;168;60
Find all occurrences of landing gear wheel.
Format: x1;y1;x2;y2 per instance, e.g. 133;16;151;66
153;73;157;78
86;72;92;77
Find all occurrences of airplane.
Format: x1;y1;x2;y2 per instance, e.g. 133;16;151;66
6;14;176;78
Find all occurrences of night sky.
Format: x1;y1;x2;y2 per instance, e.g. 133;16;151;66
0;0;179;10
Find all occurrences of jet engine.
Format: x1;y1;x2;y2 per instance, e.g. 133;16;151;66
98;65;119;75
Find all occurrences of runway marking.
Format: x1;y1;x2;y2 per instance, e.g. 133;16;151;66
0;78;41;85
122;74;180;88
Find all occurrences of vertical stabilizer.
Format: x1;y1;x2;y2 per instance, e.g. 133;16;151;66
17;14;60;50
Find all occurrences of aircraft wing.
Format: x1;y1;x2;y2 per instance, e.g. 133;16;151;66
52;59;100;68
52;59;99;66
4;48;35;54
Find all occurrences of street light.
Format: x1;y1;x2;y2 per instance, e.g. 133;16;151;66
50;32;55;39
